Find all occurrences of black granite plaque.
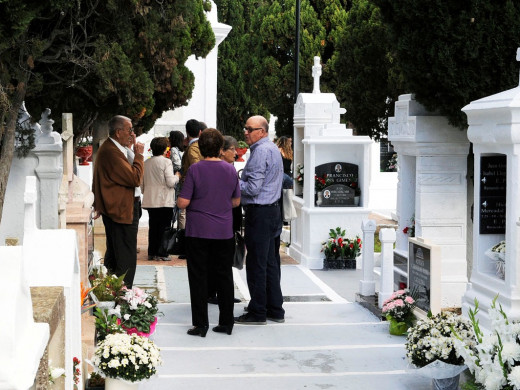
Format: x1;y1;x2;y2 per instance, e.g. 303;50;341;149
321;184;355;207
408;242;431;313
315;162;358;206
480;155;506;234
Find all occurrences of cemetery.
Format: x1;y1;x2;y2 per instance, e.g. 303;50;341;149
3;2;520;390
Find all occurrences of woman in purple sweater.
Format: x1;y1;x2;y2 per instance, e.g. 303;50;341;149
177;129;241;337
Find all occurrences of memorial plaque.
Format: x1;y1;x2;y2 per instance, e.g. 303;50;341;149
321;184;355;207
408;242;431;313
480;155;506;234
315;162;358;207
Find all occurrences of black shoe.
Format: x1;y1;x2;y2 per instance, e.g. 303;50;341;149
234;314;266;325
233;297;241;303
212;325;233;335
187;326;209;337
155;256;171;261
243;306;249;312
207;296;218;305
147;255;155;261
178;255;187;259
267;316;285;323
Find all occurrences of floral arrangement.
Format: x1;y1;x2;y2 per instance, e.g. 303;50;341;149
78;136;93;147
295;163;304;186
491;240;506;255
115;287;161;336
489;241;506;279
382;289;416;324
92;333;162;382
453;297;520;390
237;140;249;149
387;153;398;172
72;357;81;389
349;181;361;196
406;312;475;368
94;307;124;342
321;227;362;259
403;215;415;237
48;361;65;385
315;174;333;192
89;266;125;302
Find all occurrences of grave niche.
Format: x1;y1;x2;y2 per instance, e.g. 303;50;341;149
315;162;359;207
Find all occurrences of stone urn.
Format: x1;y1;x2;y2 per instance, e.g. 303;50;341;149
76;145;93;165
236;147;248;162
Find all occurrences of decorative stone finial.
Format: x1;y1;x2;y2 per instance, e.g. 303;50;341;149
312;56;322;94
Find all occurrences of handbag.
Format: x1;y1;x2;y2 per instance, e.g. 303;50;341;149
282;188;297;222
158;207;186;257
233;231;246;270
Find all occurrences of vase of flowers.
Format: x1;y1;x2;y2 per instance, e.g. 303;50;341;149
92;333;162;389
406;312;475;390
76;135;93;165
382;289;416;336
485;240;506;279
315;174;333;206
295;163;304;190
115;287;161;337
321;227;362;269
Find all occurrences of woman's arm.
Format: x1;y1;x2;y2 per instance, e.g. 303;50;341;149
177;196;190;209
232;197;241;208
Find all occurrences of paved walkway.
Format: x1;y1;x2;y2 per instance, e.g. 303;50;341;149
130;262;431;390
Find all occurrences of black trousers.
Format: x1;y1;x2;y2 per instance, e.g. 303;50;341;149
147;207;173;257
186;236;235;327
244;204;285;320
102;200;141;288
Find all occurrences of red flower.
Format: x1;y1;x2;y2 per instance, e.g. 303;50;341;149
73;357;80;364
357;238;361;243
349;243;354;249
403;227;409;234
338;238;343;245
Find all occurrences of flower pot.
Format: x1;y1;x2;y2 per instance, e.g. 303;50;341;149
354;196;360;206
86;379;105;390
76;145;93;165
323;257;345;270
387;316;408;336
118;317;158;337
105;378;139;390
345;259;356;269
236;147;248;162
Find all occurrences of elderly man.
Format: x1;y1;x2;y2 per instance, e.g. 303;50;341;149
92;115;145;288
235;115;285;325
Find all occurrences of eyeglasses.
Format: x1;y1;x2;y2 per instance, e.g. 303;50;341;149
243;127;263;133
224;147;236;152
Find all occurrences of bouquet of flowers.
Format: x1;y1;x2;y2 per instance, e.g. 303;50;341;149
453;297;520;390
315;174;333;192
92;333;162;382
321;227;362;259
387;153;398;172
295;163;304;186
115;287;160;336
406;312;475;368
382;289;416;324
403;215;415;237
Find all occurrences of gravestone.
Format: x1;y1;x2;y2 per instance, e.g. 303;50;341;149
479;155;506;234
315;162;359;207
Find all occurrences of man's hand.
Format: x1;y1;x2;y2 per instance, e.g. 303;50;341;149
135;141;145;155
92;210;101;220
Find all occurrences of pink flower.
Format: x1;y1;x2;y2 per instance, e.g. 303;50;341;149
405;296;415;304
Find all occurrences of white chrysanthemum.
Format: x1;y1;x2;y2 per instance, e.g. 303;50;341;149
124;314;131;320
509;366;520;389
502;341;520;366
108;358;121;368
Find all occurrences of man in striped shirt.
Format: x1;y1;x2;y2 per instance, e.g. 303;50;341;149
235;115;285;325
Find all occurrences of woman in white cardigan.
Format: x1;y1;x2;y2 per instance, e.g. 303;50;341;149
141;137;181;260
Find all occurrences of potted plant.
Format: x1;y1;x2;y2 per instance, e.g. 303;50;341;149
93;307;125;344
485;240;505;279
236;140;249;162
295;163;304;196
92;333;162;389
381;289;416;336
76;135;93;165
453;297;520;390
406;312;475;390
321;227;362;269
85;372;105;390
349;181;361;206
115;287;161;337
89;266;126;310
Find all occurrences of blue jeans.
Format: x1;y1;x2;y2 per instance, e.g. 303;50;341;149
244;204;284;320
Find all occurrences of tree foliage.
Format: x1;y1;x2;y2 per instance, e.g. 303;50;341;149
330;0;404;139
0;0;214;223
373;0;520;129
215;0;269;141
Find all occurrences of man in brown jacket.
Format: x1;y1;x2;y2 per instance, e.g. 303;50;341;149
92;115;145;288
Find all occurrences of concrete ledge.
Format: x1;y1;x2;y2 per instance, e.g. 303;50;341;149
31;287;65;336
355;292;383;319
